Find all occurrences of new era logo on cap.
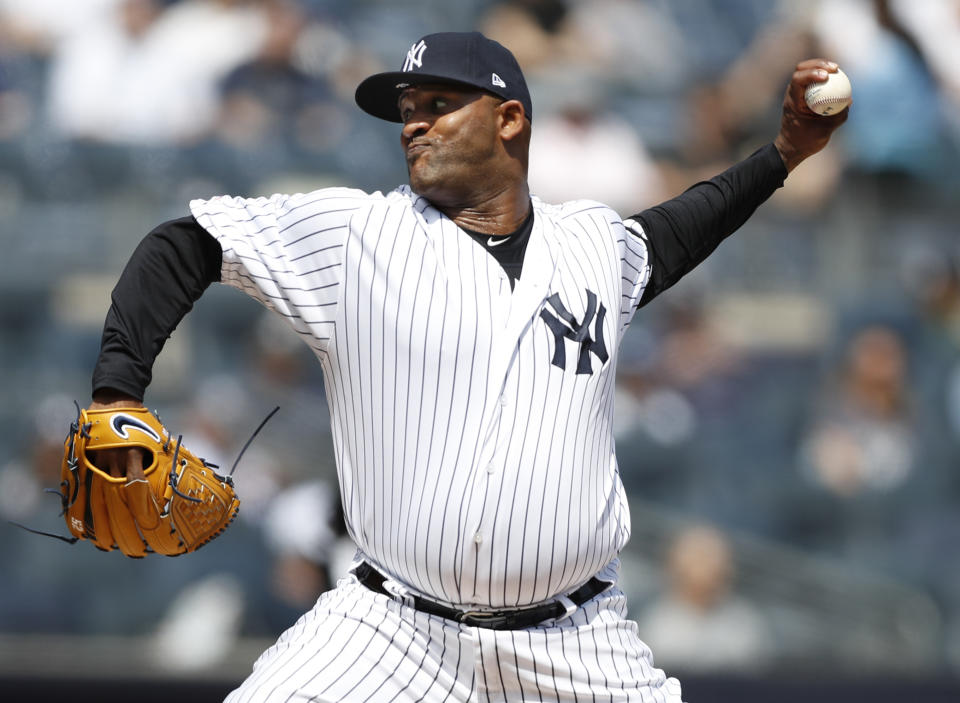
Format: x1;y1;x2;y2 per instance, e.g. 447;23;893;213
355;31;532;123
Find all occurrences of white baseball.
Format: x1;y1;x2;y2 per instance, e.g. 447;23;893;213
804;68;852;116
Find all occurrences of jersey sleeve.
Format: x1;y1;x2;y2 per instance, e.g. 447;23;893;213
616;217;653;335
190;187;368;352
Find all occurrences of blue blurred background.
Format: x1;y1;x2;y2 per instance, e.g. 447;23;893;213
1;0;959;700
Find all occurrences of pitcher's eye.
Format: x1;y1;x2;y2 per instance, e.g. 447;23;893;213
432;97;448;112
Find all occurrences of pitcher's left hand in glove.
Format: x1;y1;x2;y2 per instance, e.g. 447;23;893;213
59;405;240;557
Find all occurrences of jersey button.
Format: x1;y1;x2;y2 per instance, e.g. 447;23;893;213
499;395;509;408
473;533;483;545
486;463;495;474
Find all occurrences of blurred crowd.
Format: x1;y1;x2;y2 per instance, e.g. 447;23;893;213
1;0;960;680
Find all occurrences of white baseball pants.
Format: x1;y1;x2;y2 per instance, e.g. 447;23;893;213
225;576;684;702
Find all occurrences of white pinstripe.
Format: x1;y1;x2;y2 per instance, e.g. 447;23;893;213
191;187;679;701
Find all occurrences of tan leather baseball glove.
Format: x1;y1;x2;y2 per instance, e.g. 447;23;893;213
58;406;240;557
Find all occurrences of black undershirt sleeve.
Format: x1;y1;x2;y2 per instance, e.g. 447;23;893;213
630;142;788;308
92;215;222;401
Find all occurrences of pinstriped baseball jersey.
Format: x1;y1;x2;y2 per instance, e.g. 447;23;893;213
190;185;652;609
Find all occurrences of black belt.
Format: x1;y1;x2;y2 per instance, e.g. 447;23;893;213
351;562;611;630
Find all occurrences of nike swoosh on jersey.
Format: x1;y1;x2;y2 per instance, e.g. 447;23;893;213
111;413;161;442
486;236;511;247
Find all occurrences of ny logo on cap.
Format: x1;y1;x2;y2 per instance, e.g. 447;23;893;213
403;40;427;72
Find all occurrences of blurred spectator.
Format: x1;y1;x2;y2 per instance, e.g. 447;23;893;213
0;0;117;55
261;479;354;610
0;393;69;524
789;322;934;576
661;3;847;213
0;0;112;148
617;289;744;436
211;0;350;168
616;290;751;517
636;524;773;673
677;14;813;165
898;244;960;446
799;324;916;497
889;244;960;602
528;76;665;213
891;0;960;148
149;572;247;673
45;0;166;143
810;0;956;182
563;0;692;92
45;0;267;145
644;295;743;395
658;0;787;78
0;47;33;142
479;0;577;76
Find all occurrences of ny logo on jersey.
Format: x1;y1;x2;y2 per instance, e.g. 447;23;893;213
540;291;609;375
403;40;427;72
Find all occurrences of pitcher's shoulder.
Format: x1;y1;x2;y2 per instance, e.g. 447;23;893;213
533;196;620;224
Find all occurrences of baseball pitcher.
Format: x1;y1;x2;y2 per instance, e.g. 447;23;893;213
73;31;846;702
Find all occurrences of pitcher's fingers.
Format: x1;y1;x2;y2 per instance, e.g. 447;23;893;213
125;447;147;482
795;58;839;73
89;449;123;478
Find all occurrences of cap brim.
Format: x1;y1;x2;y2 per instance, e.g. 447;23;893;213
355;71;487;123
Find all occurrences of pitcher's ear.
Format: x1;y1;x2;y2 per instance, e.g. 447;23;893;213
498;99;528;140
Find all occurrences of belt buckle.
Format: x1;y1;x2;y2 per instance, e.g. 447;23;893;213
459;610;513;630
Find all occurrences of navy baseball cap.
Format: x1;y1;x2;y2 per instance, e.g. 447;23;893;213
355;31;532;123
